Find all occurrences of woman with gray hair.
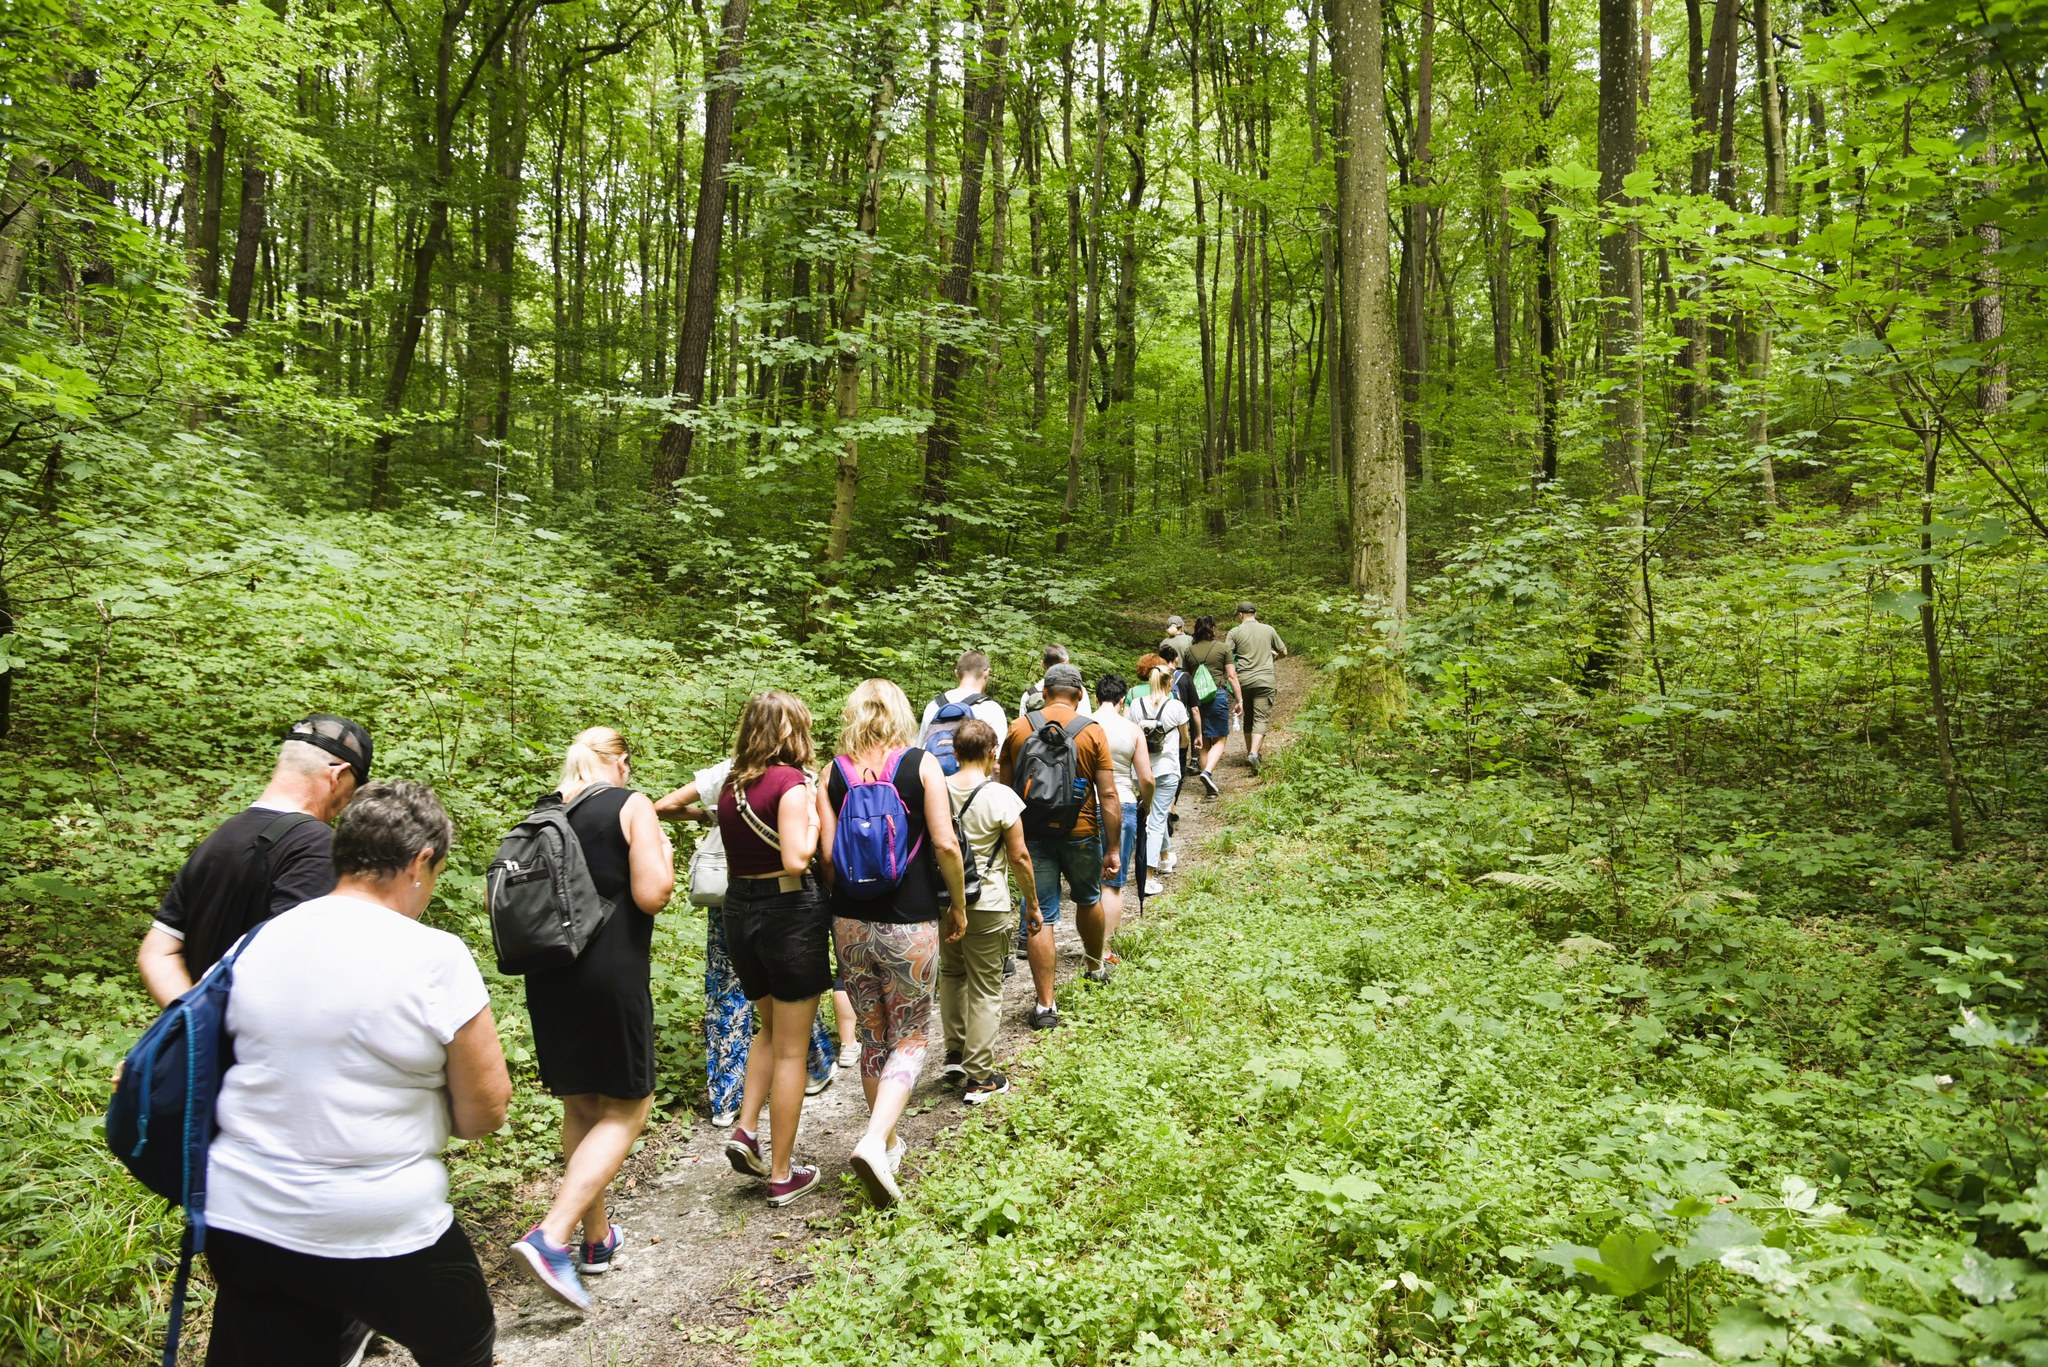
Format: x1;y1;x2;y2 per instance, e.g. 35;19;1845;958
202;780;511;1367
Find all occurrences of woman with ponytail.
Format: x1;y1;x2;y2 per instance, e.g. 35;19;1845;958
512;727;675;1313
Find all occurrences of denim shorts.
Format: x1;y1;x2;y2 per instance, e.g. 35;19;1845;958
1025;832;1103;921
722;874;832;1002
1102;802;1139;889
1198;690;1233;742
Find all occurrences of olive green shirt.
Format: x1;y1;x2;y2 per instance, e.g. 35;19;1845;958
1225;620;1288;688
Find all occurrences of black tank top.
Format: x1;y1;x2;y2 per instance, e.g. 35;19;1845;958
562;785;633;905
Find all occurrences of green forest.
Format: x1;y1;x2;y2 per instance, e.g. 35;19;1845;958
4;0;2048;1356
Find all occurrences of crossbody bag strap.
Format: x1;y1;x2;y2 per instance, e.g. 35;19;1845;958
737;781;783;851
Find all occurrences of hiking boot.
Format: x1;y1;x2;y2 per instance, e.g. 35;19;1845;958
1028;1005;1061;1031
942;1051;966;1085
805;1069;834;1097
1248;752;1262;775
962;1073;1011;1105
513;1227;591;1312
766;1164;822;1208
579;1222;622;1275
724;1127;768;1180
850;1135;902;1209
1142;877;1165;898
1198;770;1220;797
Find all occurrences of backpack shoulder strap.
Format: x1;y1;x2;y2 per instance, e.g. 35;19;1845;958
562;782;618;815
1061;715;1097;740
252;810;317;848
1026;709;1049;732
960;692;988;707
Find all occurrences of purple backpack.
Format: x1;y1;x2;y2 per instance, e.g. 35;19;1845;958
831;749;924;900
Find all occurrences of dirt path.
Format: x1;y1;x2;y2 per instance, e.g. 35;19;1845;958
402;655;1312;1367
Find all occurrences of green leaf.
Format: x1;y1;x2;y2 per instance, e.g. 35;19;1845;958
1710;1303;1789;1361
1873;588;1929;620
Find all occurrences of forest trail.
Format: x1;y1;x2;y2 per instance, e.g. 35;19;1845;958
422;653;1315;1367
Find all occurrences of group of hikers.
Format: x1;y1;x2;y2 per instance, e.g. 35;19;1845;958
123;606;1288;1366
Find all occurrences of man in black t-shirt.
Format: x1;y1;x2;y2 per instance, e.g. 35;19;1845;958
137;714;373;1007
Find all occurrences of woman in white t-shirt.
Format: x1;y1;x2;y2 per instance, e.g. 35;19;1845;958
1091;675;1155;965
204;781;510;1367
939;719;1041;1100
1132;655;1191;896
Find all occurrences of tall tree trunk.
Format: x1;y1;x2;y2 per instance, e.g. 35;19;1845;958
1917;419;1966;853
1308;0;1346;550
1594;0;1645;680
653;0;752;492
224;145;268;334
196;108;228;307
1397;0;1432;481
1745;0;1785;501
1967;63;2006;414
369;0;528;510
0;157;44;306
1332;0;1402;611
1057;17;1109;554
480;18;529;455
922;0;1009;561
1532;0;1560;487
824;9;905;568
1024;81;1049;427
1183;1;1222;535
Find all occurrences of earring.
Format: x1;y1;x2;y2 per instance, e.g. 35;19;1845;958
413;879;422;888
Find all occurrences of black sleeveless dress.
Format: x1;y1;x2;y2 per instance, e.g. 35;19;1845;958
523;785;656;1099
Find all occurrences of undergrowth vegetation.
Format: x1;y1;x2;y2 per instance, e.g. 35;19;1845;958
755;495;2048;1366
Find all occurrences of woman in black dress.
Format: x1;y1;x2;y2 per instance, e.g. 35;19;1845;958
512;727;675;1312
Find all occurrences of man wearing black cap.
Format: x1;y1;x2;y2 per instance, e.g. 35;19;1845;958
137;714;372;1007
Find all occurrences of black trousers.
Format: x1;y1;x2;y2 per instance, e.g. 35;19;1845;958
204;1222;494;1367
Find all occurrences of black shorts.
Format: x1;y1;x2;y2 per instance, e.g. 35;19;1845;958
204;1222;493;1367
721;874;832;1003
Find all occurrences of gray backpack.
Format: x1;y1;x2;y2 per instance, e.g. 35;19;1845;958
486;785;619;974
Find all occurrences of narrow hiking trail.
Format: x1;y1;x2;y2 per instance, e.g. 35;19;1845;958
389;654;1313;1367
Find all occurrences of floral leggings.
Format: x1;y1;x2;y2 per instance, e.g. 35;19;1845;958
704;912;835;1118
833;917;939;1087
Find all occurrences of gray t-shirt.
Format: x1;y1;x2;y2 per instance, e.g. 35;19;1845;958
1226;620;1288;688
1161;632;1194;659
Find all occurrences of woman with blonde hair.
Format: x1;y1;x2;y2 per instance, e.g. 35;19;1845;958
714;691;833;1207
513;727;675;1312
817;679;968;1209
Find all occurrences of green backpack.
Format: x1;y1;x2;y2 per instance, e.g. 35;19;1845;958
1191;663;1219;701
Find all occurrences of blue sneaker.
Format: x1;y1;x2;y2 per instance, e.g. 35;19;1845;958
513;1226;591;1311
579;1222;622;1275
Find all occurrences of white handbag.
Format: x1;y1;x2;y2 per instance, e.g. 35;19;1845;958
687;826;728;908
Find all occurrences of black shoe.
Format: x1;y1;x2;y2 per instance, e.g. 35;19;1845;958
942;1051;966;1085
1248;752;1262;775
1028;1005;1060;1031
1002;955;1017;979
338;1321;375;1367
962;1073;1011;1104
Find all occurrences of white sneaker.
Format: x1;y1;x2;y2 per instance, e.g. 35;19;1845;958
711;1108;738;1129
849;1135;902;1209
836;1045;859;1073
1142;878;1164;897
887;1136;907;1173
1162;852;1177;874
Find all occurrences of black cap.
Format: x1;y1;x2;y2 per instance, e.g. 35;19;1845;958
284;714;373;785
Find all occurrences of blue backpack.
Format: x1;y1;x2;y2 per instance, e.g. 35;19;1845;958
106;920;268;1367
921;693;987;776
831;749;925;900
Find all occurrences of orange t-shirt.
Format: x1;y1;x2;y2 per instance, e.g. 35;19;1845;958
1001;702;1113;839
